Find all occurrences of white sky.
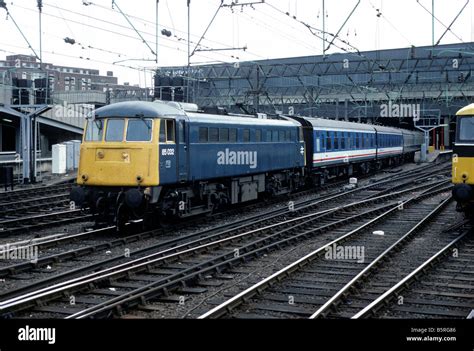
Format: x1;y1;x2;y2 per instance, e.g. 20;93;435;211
1;0;473;86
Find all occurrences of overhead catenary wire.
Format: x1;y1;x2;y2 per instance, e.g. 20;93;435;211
76;0;264;59
10;2;244;66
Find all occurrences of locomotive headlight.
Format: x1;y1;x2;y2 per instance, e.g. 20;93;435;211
136;175;143;183
81;174;88;181
462;172;469;181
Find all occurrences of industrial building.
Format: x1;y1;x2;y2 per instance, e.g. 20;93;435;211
0;54;151;183
156;42;474;150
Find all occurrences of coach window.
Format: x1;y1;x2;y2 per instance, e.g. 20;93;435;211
105;119;125;142
209;127;219;142
219;128;229;142
285;130;290;142
341;134;346;149
255;129;262;142
199;127;208;142
126;119;152;141
326;133;332;151
229;128;237;142
334;133;339;150
85;119;103;142
355;133;360;148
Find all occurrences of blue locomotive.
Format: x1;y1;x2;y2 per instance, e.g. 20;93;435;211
70;100;423;228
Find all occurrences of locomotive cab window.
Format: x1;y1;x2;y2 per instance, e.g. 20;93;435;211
85;119;104;142
105;119;125;142
458;117;474;141
126;119;152;142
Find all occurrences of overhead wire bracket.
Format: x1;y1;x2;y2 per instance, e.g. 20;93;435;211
0;1;41;61
112;0;156;57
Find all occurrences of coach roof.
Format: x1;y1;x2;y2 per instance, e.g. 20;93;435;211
303;117;376;132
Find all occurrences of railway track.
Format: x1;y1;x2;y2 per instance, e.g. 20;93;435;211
0;194;71;219
0;182;72;203
0;209;93;237
0;165;449;297
0;178;451;318
353;230;473;319
0;160;442;242
198;195;465;319
0;162;449;272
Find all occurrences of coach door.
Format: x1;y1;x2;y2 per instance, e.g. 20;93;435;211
177;118;188;182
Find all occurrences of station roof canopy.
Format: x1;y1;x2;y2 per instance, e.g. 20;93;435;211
0;104;83;135
0;104;26;119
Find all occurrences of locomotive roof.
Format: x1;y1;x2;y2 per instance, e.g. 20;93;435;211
185;112;300;127
94;101;186;119
456;103;474;116
94;101;299;127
